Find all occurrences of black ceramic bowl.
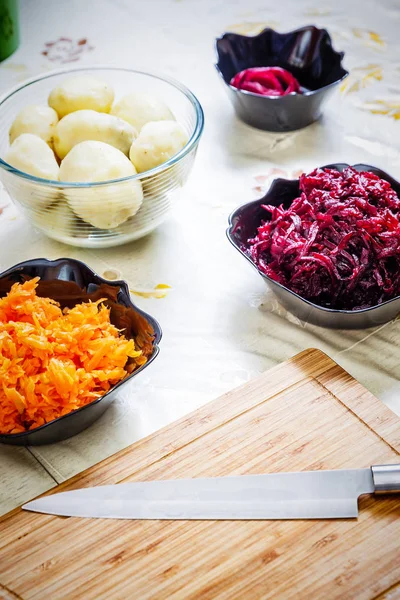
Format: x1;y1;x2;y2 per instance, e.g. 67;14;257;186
215;26;348;132
0;258;162;446
227;163;400;329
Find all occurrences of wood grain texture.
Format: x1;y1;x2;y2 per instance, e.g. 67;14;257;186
0;349;399;600
376;583;400;600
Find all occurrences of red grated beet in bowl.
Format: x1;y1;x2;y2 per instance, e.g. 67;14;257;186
248;167;400;310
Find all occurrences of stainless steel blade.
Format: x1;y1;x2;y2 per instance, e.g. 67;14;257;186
22;468;374;520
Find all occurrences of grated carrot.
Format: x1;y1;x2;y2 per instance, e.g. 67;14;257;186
0;277;146;434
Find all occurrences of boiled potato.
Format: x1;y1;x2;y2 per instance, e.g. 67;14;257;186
54;110;136;159
129;120;188;173
111;92;174;132
5;133;59;180
48;76;114;118
9;105;59;147
59;141;143;229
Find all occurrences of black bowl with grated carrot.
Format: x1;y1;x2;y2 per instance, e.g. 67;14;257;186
227;163;400;329
0;258;161;445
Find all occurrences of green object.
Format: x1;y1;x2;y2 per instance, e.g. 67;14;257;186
0;0;19;62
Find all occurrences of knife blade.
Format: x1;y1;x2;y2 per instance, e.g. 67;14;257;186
22;464;400;520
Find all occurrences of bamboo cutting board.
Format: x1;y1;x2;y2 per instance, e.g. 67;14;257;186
1;349;400;600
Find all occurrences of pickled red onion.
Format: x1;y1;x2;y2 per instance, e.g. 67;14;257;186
230;67;301;96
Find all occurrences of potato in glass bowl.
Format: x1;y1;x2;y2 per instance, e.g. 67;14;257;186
0;67;204;248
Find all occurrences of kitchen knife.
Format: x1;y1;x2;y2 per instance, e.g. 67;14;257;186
22;464;400;520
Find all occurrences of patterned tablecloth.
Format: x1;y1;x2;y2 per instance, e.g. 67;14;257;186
0;0;400;515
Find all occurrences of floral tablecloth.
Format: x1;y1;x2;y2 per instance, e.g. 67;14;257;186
0;0;400;515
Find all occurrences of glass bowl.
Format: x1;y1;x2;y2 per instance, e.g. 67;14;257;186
0;67;204;248
227;163;400;329
0;257;162;445
215;26;348;132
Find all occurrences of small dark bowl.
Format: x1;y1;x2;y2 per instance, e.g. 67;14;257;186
227;163;400;329
0;258;162;446
215;26;348;132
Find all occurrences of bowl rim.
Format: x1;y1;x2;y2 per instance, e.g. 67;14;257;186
0;256;162;440
226;162;400;317
215;25;349;99
0;65;205;187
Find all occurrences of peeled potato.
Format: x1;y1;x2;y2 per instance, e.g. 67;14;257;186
48;76;114;118
5;133;59;180
59;141;143;229
129;120;188;173
9;105;59;148
53;110;136;160
111;92;174;132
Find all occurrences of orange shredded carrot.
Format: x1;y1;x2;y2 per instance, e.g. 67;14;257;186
0;277;146;434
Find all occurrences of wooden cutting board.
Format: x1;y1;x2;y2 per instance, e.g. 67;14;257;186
1;349;400;600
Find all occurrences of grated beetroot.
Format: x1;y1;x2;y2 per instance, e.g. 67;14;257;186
230;67;301;97
248;167;400;310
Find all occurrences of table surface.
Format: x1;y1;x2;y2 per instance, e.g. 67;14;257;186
1;0;400;517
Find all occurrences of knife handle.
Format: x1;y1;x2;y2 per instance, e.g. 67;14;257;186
371;464;400;493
